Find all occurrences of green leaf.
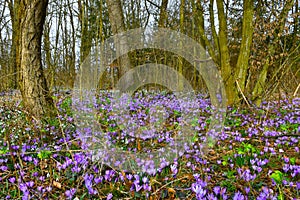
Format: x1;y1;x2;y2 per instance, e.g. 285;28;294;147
235;156;246;167
37;150;52;159
277;193;284;200
290;157;296;165
237;147;245;154
191;117;198;126
134;192;142;198
0;149;8;155
80;193;87;200
192;133;198;142
270;170;283;184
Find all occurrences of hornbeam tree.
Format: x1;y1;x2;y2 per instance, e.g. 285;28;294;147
17;0;55;118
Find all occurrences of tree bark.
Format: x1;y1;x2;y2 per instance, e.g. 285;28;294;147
209;0;219;56
216;0;237;105
7;0;19;89
18;0;55;118
106;0;132;88
68;0;76;89
78;0;92;64
158;0;168;28
196;0;218;65
235;0;254;93
177;0;185;91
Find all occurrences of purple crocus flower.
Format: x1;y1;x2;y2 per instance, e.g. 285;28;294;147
9;177;16;183
142;177;148;183
65;188;76;199
233;191;245;200
126;174;133;180
84;174;97;195
19;183;29;200
206;193;217;200
37;186;43;192
245;187;250;194
94;176;103;184
26;181;34;188
143;183;151;191
295;182;300;190
213;186;220;195
134;182;143;192
0;166;8;171
191;183;206;199
106;193;113;200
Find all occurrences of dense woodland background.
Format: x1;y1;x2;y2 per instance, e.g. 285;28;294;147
0;0;299;118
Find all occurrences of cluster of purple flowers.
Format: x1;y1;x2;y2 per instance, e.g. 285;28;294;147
0;92;299;199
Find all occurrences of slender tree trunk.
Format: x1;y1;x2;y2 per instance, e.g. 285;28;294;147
196;0;218;65
97;0;105;89
216;0;237;105
18;0;55;118
208;0;219;55
7;0;19;89
178;0;185;91
68;0;76;89
43;19;53;90
235;0;254;93
293;0;298;38
158;0;168;28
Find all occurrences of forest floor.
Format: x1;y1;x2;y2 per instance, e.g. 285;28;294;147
0;90;299;200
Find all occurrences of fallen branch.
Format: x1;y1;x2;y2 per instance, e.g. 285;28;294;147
293;82;300;97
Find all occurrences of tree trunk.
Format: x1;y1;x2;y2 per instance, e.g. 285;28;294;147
252;0;294;106
209;0;219;56
216;0;237;105
68;0;76;89
235;0;254;93
18;0;55;118
43;19;54;90
178;0;185;91
106;0;132;89
195;0;218;65
158;0;168;28
78;0;92;64
7;0;20;89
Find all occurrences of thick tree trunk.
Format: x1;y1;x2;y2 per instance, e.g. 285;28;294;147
18;0;55;118
106;0;132;88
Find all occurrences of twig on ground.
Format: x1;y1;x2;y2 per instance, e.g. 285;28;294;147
293;82;300;97
235;80;251;108
151;176;189;196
